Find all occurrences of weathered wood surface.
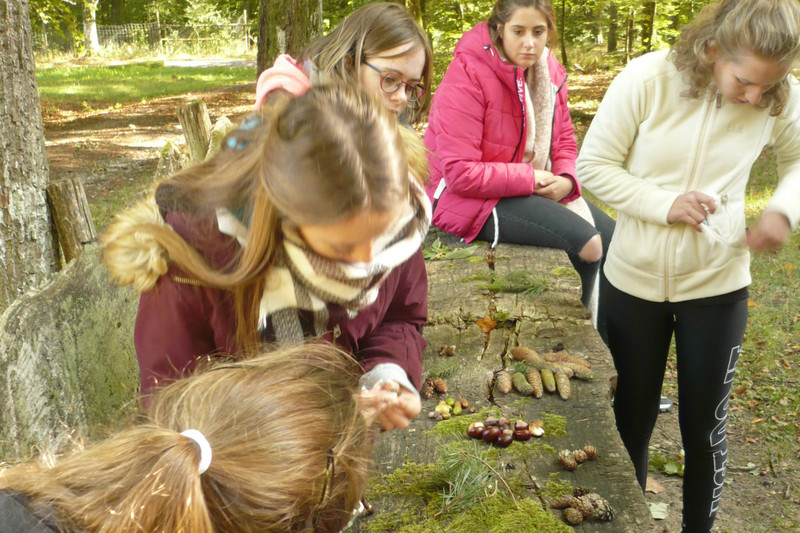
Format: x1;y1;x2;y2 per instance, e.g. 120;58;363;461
46;177;97;263
176;101;212;162
359;229;656;532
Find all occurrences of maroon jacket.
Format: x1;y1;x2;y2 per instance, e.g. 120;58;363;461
424;22;580;242
134;210;428;394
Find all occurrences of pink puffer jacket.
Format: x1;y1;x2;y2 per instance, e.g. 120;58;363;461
424;22;580;242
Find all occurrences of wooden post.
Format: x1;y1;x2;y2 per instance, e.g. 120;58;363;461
177;101;212;163
46;178;97;263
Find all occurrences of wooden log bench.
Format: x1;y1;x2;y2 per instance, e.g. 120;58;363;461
355;229;656;532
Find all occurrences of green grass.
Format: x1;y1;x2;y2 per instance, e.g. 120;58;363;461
36;62;255;107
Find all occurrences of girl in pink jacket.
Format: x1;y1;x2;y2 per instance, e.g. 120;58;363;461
424;0;614;341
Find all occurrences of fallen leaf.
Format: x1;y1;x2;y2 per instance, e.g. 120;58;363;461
751;417;764;424
649;502;669;520
779;397;789;406
748;299;758;307
734;384;747;396
476;316;497;334
646;477;665;494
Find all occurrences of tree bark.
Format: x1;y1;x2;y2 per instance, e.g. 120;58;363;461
607;3;618;53
177;101;212;163
47;179;97;263
641;1;656;53
82;0;100;55
405;0;424;30
0;0;61;314
559;0;569;69
257;0;315;77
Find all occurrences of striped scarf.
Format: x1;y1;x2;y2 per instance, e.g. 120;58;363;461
217;179;431;343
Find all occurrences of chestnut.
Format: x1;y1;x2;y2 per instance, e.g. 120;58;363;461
513;427;532;441
495;429;513;447
482;425;502;442
514;420;528;431
498;417;511;430
467;421;486;439
485;417;499;427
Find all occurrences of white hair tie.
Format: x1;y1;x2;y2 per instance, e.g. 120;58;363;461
180;429;212;474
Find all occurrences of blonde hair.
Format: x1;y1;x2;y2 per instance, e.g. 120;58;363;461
102;84;414;351
303;2;434;123
488;0;559;50
669;0;800;115
0;343;372;533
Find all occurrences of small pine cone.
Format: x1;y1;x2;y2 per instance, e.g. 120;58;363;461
433;377;448;394
511;371;534;395
563;362;594;381
570;496;593;518
438;344;456;356
495;370;512;394
579;493;615;522
572;486;591;497
525;367;544;398
555;371;571;400
563;507;584;525
421;379;436;399
583;445;599;460
573;449;588;463
557;449;577;471
550;494;577;509
541;368;556;393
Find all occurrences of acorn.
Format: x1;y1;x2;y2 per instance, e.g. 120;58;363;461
466;421;486;439
460;398;469;408
482;425;502;443
445;397;456;407
452;404;462;416
495;429;514;448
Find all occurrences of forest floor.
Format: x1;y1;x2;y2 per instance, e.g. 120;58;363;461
41;72;799;533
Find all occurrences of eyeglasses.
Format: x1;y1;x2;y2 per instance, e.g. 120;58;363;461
363;61;425;103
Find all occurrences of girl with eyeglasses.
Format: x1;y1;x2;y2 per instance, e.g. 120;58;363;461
255;2;433;125
0;343;374;533
424;0;615;342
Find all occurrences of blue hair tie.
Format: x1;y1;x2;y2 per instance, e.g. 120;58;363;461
226;115;262;151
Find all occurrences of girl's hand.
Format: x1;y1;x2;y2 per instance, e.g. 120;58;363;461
359;381;421;431
747;211;791;251
534;172;574;201
667;191;717;232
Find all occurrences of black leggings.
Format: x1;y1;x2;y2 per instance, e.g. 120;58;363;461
605;282;748;533
475;194;615;308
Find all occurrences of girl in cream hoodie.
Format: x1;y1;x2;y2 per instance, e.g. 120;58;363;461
577;0;800;531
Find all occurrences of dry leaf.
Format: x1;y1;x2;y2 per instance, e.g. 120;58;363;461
476;316;498;334
734;384;747;396
751;417;764;424
646;477;665;494
748;299;758;307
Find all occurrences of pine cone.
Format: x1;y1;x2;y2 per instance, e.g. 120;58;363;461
549;494;577;509
570;496;593;518
573;449;588;463
421;379;436;399
572;486;591;497
433;377;448;394
583;445;599;460
563;507;584;525
495;370;512;394
557;449;577;471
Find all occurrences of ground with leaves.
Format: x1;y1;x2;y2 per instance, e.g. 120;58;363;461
42;70;799;533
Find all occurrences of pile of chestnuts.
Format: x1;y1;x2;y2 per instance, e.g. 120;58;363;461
466;416;545;448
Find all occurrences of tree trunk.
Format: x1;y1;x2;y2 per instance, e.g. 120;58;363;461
559;0;569;69
46;179;97;263
405;0;424;30
641;1;656;53
607;3;618;53
625;9;635;62
257;0;315;77
0;0;61;314
82;0;100;55
177;101;212;163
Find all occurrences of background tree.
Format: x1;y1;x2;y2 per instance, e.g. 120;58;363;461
1;0;60;314
82;0;100;55
256;0;320;76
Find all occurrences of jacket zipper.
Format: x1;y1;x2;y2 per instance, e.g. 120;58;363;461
663;96;717;300
173;275;231;291
510;66;525;162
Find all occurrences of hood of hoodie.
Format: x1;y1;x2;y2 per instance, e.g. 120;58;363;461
454;22;566;92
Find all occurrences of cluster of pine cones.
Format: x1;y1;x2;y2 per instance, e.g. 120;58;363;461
557;445;598;471
495;347;592;401
550;487;615;525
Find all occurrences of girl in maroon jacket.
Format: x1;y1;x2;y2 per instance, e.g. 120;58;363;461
424;0;614;341
101;85;431;431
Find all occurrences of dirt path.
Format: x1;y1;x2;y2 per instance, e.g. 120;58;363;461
42;81;797;533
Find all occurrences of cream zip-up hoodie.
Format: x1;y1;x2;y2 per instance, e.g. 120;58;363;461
577;50;800;302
